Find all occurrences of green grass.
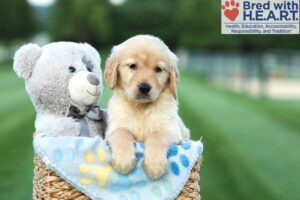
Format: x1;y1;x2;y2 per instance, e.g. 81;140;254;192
0;67;35;199
0;66;299;200
179;72;300;200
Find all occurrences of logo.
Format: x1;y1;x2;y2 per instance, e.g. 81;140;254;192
221;0;300;34
222;0;240;21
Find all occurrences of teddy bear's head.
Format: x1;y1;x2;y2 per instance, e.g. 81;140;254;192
13;42;103;115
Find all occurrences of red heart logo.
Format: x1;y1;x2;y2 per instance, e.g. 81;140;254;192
224;8;239;21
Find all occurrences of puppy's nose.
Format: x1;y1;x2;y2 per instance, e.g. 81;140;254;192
87;74;100;86
138;83;151;94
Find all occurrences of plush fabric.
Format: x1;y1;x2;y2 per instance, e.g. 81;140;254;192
13;42;106;137
34;134;203;200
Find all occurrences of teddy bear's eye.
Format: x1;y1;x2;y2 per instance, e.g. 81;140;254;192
68;66;76;73
87;66;92;72
154;66;163;73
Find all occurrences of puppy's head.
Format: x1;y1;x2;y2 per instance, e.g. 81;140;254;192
104;35;178;103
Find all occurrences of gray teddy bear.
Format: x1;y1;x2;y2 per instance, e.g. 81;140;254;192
13;42;106;137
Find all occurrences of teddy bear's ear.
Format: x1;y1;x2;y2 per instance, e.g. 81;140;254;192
83;43;101;64
13;43;42;80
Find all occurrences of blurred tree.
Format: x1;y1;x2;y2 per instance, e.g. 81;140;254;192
110;0;180;48
47;0;300;50
175;0;300;50
0;0;36;42
48;0;112;47
176;0;219;49
175;0;245;50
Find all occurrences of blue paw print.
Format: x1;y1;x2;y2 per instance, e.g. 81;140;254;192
131;168;143;177
168;144;191;175
170;162;180;176
179;154;189;168
111;176;132;192
53;149;63;162
65;149;75;160
135;180;146;187
182;143;191;150
135;152;144;161
75;138;84;150
167;145;178;158
139;143;145;149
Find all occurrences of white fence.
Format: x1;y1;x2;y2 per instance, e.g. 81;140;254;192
178;49;300;99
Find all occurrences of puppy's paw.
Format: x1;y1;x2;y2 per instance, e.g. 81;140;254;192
111;147;136;174
144;152;168;179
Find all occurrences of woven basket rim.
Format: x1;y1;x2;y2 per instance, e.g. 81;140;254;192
33;155;201;200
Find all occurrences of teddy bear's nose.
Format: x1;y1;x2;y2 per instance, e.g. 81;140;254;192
87;74;100;86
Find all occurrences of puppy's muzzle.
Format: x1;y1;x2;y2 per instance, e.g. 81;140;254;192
138;83;151;95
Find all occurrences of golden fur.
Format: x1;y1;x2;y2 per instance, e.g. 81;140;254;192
104;35;189;179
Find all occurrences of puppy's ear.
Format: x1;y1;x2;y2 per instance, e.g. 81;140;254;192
13;43;42;80
169;52;179;99
104;47;119;89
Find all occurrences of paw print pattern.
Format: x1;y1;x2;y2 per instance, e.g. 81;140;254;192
222;0;240;21
111;175;132;191
167;144;178;158
167;144;191;175
53;148;75;162
148;143;192;197
49;138;200;200
150;179;173;199
110;153;146;192
79;148;113;187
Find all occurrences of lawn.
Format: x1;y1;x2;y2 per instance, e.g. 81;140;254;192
0;65;299;200
179;73;300;200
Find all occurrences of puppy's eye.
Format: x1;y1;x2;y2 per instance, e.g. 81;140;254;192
68;66;76;73
129;64;137;70
154;66;163;73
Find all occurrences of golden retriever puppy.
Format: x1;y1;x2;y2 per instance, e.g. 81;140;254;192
104;35;189;179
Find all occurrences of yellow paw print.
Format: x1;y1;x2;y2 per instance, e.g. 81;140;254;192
79;148;113;187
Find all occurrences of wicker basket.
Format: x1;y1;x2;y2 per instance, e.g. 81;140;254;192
33;155;201;200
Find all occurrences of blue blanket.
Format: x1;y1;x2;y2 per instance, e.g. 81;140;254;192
34;133;203;200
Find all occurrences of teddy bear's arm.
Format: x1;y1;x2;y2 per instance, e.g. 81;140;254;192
35;114;80;136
